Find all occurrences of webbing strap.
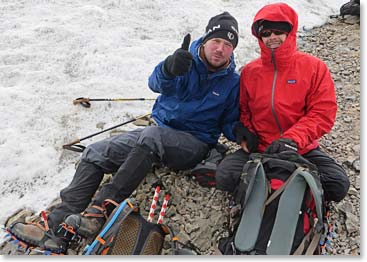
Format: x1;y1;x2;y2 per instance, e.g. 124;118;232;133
264;170;298;205
266;168;307;255
234;162;268;252
292;229;322;255
292;227;313;255
266;168;324;255
297;169;324;232
84;199;134;255
305;232;322;255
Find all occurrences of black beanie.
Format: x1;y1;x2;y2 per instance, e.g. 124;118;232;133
203;12;239;49
257;20;292;36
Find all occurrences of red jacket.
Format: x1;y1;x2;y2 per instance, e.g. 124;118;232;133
240;3;337;154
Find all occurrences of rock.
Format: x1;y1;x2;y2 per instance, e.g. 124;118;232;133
354;176;360;190
345;212;359;234
352;159;360;171
177;231;191;245
184;223;199;234
96;122;105;129
348;187;359;196
4;209;34;227
335;201;354;214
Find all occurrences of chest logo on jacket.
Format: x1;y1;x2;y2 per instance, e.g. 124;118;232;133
287;79;297;84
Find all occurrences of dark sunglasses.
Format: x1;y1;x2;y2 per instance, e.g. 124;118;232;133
259;29;288;38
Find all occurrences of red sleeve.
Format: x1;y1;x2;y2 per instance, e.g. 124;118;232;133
239;70;256;133
282;61;337;149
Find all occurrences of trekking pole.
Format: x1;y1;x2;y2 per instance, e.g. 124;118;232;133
157;193;170;224
73;97;156;108
62;113;151;153
147;185;161;222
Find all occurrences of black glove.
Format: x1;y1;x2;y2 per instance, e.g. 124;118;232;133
232;122;258;153
265;138;298;154
163;33;193;78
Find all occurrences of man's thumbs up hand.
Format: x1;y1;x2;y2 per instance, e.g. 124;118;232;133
181;33;191;50
163;33;193;78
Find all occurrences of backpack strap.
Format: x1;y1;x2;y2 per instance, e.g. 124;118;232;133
234;159;269;252
160;224;179;253
266;167;324;255
84;198;135;255
292;227;322;255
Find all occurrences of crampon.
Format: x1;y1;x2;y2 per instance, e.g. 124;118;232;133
1;213;86;255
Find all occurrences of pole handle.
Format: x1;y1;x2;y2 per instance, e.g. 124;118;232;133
73;97;91;108
62;138;85;152
62;144;86;153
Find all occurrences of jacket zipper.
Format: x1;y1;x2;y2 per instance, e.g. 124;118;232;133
270;49;283;136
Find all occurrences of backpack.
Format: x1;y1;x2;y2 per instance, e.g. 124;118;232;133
218;151;327;255
83;198;188;255
340;0;360;18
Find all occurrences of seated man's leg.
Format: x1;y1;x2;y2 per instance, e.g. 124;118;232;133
216;149;250;193
93;126;209;207
303;148;350;202
9;129;142;249
144;126;209;171
49;129;143;228
47;160;105;231
62;126;209;240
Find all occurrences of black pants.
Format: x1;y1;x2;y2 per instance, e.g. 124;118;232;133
47;126;209;230
216;148;350;202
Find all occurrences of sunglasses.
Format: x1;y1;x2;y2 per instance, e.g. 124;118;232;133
259;29;288;38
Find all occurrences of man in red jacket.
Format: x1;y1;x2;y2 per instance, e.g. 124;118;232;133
216;2;350;203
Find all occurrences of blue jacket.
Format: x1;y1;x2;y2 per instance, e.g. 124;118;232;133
148;37;239;146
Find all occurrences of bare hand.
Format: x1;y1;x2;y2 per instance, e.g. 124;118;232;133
240;140;249;153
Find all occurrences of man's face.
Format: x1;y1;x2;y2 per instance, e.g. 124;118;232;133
203;38;233;69
260;29;288;49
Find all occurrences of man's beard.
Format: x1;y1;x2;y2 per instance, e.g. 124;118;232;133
204;53;229;71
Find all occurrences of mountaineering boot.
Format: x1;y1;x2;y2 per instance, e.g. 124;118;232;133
63;200;119;240
63;205;108;239
9;222;68;253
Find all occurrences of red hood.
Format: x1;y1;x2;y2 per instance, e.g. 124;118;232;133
251;3;298;68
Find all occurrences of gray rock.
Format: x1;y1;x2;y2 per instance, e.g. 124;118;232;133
348;187;359;196
345;212;359;234
352;159;360;171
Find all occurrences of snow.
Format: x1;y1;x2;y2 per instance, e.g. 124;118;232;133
0;0;347;233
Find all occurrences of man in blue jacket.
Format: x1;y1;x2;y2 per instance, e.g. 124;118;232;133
10;12;240;253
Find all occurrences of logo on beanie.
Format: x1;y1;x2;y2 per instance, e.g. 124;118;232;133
230;25;239;35
206;24;221;35
227;32;235;40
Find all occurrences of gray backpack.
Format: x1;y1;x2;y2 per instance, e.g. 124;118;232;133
219;152;326;255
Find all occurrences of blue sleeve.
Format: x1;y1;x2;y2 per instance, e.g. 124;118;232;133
220;86;240;142
148;61;180;96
